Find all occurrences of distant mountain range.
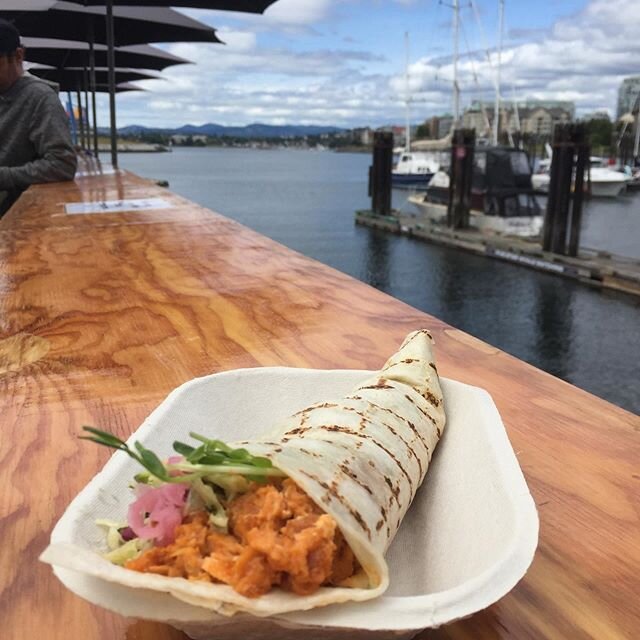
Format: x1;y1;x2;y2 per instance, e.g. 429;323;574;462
101;123;346;138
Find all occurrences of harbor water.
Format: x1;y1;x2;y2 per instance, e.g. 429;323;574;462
109;147;640;414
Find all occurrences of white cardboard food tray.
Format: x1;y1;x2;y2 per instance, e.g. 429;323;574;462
44;368;539;640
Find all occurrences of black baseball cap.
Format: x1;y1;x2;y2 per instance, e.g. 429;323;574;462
0;19;21;56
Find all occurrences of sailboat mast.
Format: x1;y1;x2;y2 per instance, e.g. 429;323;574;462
453;0;460;124
634;91;640;158
493;0;505;145
405;31;411;152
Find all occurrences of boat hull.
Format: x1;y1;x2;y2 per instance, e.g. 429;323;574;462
590;181;628;198
531;173;629;198
391;172;435;187
531;174;549;194
408;196;543;238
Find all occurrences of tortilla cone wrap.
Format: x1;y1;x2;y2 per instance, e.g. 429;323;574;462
41;329;445;617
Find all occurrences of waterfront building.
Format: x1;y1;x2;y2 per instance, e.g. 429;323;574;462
353;127;373;145
462;100;573;138
376;125;403;146
462;106;491;135
436;115;454;138
617;76;640;119
517;107;571;136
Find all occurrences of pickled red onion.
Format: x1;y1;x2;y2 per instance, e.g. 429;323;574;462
127;483;188;546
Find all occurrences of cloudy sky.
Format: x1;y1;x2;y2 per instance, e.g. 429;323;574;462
93;0;639;129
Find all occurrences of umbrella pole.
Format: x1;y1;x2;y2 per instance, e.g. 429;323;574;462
83;68;91;154
91;83;99;159
67;92;78;146
88;23;99;157
106;0;118;168
76;86;86;150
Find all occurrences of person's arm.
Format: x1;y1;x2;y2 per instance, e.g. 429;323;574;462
0;90;77;191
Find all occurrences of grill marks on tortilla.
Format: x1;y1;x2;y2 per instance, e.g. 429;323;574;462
333;406;423;475
283;393;430;494
381;357;419;372
293;402;339;427
339;463;373;497
363;459;400;510
289;439;354;462
404;329;433;347
375;504;389;532
384;475;401;507
354;398;431;455
297;447;320;458
423;390;441;408
354;381;439;439
294;402;339;416
359;381;395;391
299;470;372;540
404;392;439;427
357;412;423;477
284;423;414;496
312;425;414;493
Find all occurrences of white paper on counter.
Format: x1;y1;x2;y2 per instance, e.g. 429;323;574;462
65;197;172;214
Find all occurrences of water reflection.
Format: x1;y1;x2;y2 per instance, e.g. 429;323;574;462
362;229;391;292
532;279;575;380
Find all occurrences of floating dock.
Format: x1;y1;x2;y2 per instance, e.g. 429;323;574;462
355;209;640;298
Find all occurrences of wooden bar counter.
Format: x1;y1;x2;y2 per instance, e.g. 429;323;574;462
1;169;638;640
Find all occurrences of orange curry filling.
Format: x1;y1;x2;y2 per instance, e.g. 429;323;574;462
125;478;358;597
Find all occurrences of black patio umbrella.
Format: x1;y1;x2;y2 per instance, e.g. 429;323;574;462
22;38;191;72
113;83;144;92
30;66;162;85
1;3;221;48
66;80;144;92
65;1;276;13
23;38;189;154
2;1;280;167
1;2;220;166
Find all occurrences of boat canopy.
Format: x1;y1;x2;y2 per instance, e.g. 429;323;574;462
472;147;534;193
472;148;539;218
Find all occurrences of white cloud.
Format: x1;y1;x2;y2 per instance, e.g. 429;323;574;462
109;0;640;128
405;0;640;118
263;0;333;25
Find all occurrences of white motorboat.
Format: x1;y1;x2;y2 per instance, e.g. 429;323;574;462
409;147;544;238
589;167;632;197
408;194;544;237
392;151;441;187
532;158;632;198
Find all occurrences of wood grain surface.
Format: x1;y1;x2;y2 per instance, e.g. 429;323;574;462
0;169;638;640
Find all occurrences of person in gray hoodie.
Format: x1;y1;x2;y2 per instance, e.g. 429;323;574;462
0;19;77;216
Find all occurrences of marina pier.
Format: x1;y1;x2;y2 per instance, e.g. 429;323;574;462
355;208;640;297
360;127;640;298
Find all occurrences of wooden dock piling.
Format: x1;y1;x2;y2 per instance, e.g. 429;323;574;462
369;131;393;216
543;123;589;257
447;128;476;229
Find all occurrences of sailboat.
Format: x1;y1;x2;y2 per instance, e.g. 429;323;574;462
408;0;544;237
391;33;441;188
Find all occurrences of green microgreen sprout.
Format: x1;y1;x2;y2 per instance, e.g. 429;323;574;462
80;427;285;485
